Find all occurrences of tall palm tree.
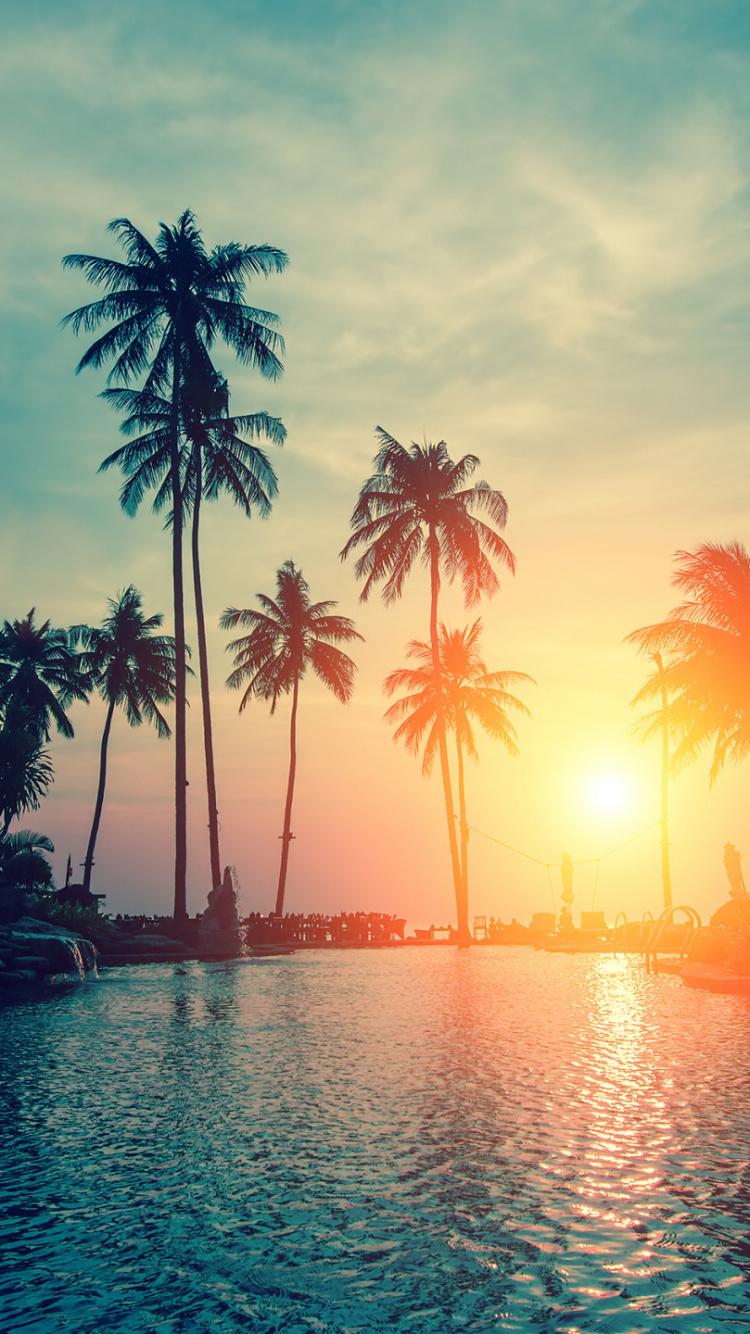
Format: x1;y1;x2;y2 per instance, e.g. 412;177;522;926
384;621;532;919
627;541;750;781
73;587;177;894
0;610;89;741
98;369;283;893
62;211;287;920
221;561;362;916
341;427;515;941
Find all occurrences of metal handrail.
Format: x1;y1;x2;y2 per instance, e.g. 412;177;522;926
612;911;628;953
644;904;702;974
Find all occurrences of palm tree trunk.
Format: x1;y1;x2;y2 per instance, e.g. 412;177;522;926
82;696;116;894
455;730;469;931
171;341;188;923
190;462;222;891
653;652;673;911
428;537;467;943
275;675;299;917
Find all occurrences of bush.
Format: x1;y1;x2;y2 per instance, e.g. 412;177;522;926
25;895;121;947
0;884;34;925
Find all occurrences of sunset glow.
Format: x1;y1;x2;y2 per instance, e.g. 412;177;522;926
585;772;632;817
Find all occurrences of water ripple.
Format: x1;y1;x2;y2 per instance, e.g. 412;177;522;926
2;949;750;1331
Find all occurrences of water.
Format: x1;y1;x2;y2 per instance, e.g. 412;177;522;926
1;947;750;1333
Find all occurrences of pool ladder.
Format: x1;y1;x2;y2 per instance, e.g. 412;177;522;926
643;904;702;974
611;910;655;954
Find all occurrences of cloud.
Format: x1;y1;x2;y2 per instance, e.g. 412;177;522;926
502;106;750;346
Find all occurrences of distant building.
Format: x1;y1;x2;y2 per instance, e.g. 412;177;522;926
53;883;106;910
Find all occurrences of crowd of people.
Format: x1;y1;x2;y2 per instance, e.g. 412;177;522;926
110;909;408;947
244;910;407;946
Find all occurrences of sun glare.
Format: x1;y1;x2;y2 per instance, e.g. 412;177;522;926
585;772;631;816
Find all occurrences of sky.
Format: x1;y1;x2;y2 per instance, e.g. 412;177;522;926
3;0;750;930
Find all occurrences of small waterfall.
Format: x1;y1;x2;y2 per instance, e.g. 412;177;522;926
8;920;99;982
63;937;99;981
228;866;251;957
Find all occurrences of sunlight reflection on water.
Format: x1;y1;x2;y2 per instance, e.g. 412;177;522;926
1;948;750;1332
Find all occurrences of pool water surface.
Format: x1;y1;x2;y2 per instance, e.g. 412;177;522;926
1;946;750;1332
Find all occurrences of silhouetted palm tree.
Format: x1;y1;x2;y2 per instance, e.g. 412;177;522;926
62;211;287;920
99;370;283;892
0;830;55;890
73;587;177;894
0;610;89;741
627;542;750;781
0;728;54;837
342;428;515;941
384;620;531;916
222;561;362;916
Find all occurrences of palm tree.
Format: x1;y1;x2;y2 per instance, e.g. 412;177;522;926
0;610;89;741
341;427;515;941
98;369;283;893
73;587;177;894
384;620;532;919
0;830;55;891
62;211;287;920
222;561;362;916
0;727;54;837
627;541;750;781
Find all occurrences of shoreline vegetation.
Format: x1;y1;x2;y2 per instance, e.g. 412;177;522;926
3;216;750;977
3;890;750;1001
1;210;532;947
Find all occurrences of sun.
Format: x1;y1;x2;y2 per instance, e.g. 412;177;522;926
585;771;631;816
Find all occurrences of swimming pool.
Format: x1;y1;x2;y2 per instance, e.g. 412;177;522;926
1;947;749;1332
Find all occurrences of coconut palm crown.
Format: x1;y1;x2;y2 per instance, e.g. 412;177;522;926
0;729;54;837
626;541;750;782
0;610;89;741
74;586;177;736
0;830;55;891
99;374;282;522
384;620;533;774
341;428;515;606
222;561;362;712
61;212;286;392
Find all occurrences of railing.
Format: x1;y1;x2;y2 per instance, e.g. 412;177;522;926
612;911;628;952
473;915;488;941
644;904;702;974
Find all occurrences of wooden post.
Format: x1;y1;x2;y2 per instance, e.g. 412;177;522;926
653;652;673;911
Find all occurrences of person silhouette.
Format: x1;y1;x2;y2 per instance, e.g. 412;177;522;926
723;842;747;900
558;905;572;931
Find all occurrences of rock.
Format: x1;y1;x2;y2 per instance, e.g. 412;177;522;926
11;916;88;938
6;917;97;977
13;956;50;972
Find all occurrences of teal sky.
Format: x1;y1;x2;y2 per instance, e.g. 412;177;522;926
4;0;750;924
